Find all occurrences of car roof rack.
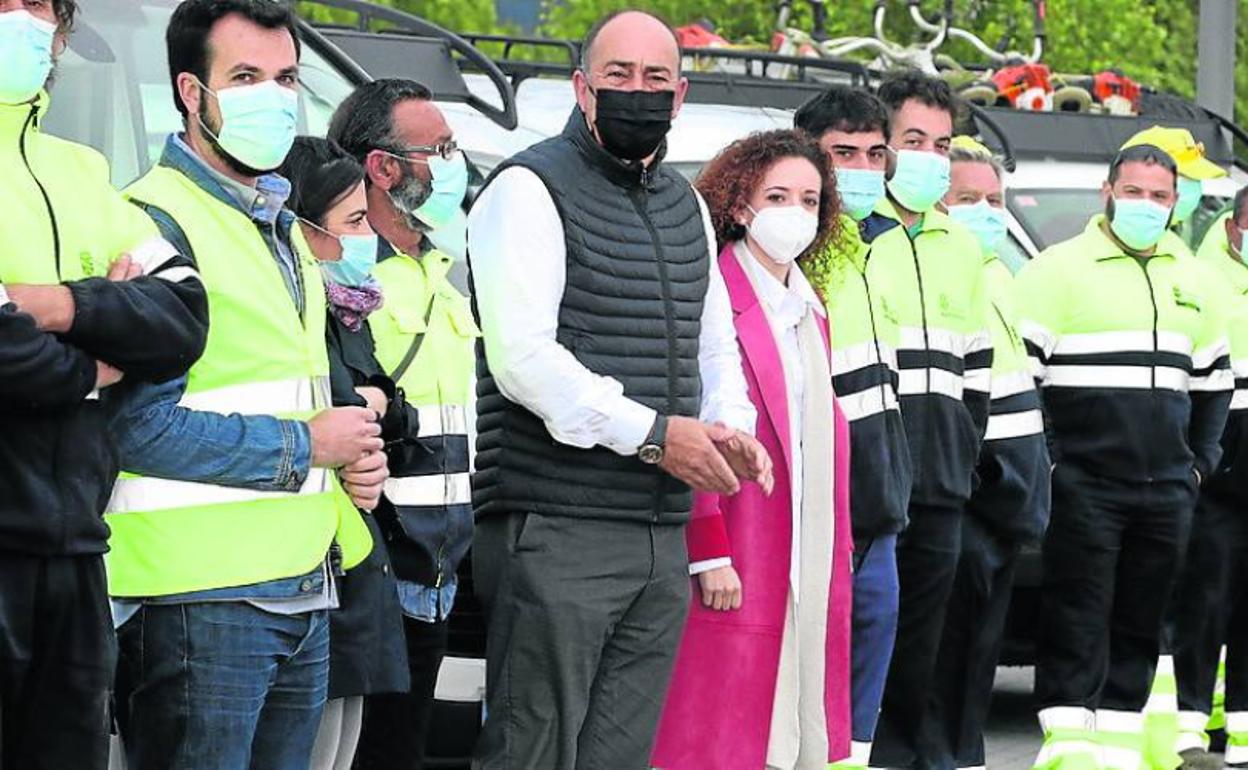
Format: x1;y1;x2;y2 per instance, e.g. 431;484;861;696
295;0;518;129
457;32;871;111
968;105;1238;169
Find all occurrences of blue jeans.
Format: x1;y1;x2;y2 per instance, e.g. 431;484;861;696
116;602;330;770
851;534;900;743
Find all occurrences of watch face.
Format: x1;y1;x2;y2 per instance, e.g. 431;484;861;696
639;444;664;465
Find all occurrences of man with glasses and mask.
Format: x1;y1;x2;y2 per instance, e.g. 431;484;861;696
106;1;387;766
0;0;207;766
328;79;476;770
467;10;772;769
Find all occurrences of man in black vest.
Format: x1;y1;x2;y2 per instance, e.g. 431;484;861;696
467;10;772;769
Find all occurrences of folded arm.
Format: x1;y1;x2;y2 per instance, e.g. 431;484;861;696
6;204;208;384
0;288;99;410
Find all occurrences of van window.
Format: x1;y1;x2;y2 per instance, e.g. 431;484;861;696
1009;187;1230;253
42;0;356;188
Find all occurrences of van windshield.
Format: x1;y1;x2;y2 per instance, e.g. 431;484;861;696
42;0;357;187
1009;188;1231;253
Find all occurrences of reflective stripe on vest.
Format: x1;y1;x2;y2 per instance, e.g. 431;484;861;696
384;472;472;507
1232;359;1248;410
415;403;468;439
832;339;898;378
838;384;899;423
106;375;331;514
109;468;331;514
898;367;963;400
177;376;322;415
984;409;1044;441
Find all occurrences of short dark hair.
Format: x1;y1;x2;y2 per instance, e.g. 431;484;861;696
166;0;301;119
53;0;77;30
1108;144;1178;187
1233;186;1248;223
579;10;681;73
328;78;434;167
279;137;366;227
876;69;958;120
794;86;890;141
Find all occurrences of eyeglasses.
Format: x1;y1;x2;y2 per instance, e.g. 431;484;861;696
379;141;459;162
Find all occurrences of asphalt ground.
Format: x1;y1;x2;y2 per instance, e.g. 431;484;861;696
985;665;1043;769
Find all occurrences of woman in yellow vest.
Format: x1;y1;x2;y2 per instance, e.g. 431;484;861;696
281;137;420;770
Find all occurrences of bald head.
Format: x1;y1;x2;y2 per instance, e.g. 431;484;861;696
580;10;681;78
572;10;688;163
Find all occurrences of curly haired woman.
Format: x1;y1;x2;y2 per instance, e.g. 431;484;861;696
651;130;855;770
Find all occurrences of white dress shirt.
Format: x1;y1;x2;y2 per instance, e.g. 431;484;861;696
740;242;826;601
467;166;757;459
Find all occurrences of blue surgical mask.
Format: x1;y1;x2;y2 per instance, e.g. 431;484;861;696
0;11;55;105
304;218;379;287
320;233;380;288
1174;176;1203;224
888;150;951;213
199;79;298;172
413;151;469;230
1110;198;1172;251
947;201;1007;254
835;167;886;221
426;207;468;262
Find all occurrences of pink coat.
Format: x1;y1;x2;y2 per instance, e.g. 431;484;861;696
651;245;854;770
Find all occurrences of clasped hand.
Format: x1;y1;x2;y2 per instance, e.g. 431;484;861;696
658;416;774;496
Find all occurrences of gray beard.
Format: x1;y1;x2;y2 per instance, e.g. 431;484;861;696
388;171;433;232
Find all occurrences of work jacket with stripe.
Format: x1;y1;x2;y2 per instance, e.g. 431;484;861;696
370;245;476;594
0;93;207;556
1195;241;1248;499
967;254;1050;544
1017;215;1232;485
873;199;994;511
809;212;912;545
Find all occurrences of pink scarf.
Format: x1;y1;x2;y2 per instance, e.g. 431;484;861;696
325;279;384;332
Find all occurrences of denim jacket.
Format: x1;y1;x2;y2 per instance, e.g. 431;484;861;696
107;135;321;604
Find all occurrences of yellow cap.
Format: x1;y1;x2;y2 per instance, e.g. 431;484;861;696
950;135;992;155
1120;125;1227;180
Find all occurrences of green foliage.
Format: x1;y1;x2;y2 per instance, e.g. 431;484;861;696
1239;0;1248;127
302;0;1248;124
540;0;778;44
295;0;501;35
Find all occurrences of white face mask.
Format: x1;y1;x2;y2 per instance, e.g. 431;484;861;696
746;205;819;265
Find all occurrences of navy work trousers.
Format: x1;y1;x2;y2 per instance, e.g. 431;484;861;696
850;534;900;745
920;517;1020;770
1167;485;1248;718
1035;463;1193;713
872;504;963;768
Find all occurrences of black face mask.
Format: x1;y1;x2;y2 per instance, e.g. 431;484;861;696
590;87;675;162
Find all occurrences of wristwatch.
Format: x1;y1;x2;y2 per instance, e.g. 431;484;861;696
639;415;668;465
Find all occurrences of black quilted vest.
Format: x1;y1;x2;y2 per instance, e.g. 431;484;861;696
471;110;710;523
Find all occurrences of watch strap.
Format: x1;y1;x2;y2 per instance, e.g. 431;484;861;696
645;414;668;449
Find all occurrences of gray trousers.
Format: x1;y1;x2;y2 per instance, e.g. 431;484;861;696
471;512;690;770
